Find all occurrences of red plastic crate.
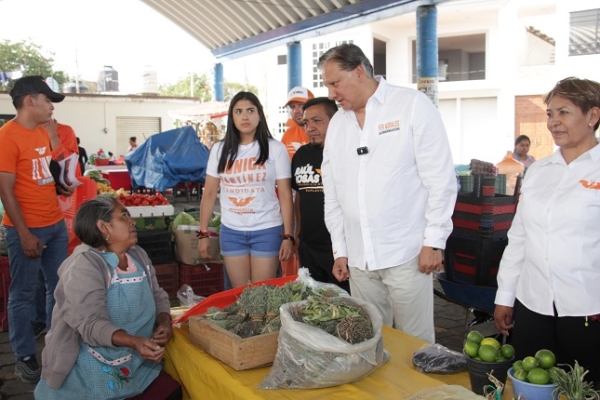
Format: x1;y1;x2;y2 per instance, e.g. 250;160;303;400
153;262;179;300
178;263;224;297
0;256;10;332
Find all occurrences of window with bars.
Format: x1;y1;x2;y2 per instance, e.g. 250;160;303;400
570;8;600;56
311;40;353;88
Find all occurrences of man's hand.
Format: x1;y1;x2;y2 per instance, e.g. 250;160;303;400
332;257;350;282
418;246;443;275
42;119;58;139
20;231;45;258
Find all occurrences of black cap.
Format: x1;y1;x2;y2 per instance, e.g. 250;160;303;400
10;76;65;103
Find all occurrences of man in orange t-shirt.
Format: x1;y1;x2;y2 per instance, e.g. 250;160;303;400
281;86;314;160
280;87;314;277
0;76;69;384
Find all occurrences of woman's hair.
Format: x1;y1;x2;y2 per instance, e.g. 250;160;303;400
317;43;374;79
74;195;119;247
217;91;272;173
514;135;531;148
545;77;600;131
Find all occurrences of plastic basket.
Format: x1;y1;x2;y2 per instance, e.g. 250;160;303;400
178;262;224;297
137;230;173;264
153;262;179;300
444;235;509;287
0;256;10;332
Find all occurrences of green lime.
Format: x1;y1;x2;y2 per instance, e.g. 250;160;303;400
501;344;515;359
528;368;550;385
478;344;498;362
495;354;507;362
473;356;482;361
522;356;539;372
466;330;484;345
513;368;529;381
464;341;479;358
512;360;524;371
535;349;556;369
480;337;501;351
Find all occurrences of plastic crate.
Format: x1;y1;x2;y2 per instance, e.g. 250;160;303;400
137;230;174;264
178;263;224;297
444;234;509;287
0;256;10;332
153;262;179;300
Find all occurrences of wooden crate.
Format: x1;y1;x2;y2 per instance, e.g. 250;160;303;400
188;315;278;370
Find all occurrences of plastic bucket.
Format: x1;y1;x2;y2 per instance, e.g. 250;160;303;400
466;356;513;395
508;368;558;400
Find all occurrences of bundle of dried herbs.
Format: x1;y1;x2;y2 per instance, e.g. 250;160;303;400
289;294;374;344
204;281;335;338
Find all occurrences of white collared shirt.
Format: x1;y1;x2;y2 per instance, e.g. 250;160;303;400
495;144;600;316
321;77;457;271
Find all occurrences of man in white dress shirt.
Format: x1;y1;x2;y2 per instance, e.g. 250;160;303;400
318;43;457;343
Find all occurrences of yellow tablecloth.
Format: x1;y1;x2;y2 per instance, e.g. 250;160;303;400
164;325;514;399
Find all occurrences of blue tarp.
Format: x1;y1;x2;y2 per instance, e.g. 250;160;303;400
125;126;209;192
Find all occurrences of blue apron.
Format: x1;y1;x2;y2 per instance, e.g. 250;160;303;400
35;252;161;399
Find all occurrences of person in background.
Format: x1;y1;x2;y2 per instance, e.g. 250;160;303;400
197;91;294;288
0;76;70;384
281;86;314;160
512;135;536;169
494;77;600;387
34;196;181;399
318;44;457;344
280;86;314;277
77;137;88;173
127;136;138;153
32;120;83;338
291;97;349;293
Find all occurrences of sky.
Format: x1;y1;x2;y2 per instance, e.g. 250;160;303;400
0;0;217;93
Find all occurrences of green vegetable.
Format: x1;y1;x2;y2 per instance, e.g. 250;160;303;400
84;170;103;182
171;212;199;229
551;361;599;400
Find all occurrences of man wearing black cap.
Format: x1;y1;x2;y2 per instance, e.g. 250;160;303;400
0;76;69;384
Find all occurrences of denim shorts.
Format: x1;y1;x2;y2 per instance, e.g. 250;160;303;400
220;224;283;258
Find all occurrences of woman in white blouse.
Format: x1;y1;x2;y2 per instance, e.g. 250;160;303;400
494;77;600;387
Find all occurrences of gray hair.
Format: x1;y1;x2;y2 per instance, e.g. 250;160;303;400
317;43;374;79
74;195;120;247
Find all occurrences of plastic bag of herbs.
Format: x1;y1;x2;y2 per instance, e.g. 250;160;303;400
258;296;390;389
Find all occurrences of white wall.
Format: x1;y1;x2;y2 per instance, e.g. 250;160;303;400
0;94;199;156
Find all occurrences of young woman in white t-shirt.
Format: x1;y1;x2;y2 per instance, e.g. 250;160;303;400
198;91;294;288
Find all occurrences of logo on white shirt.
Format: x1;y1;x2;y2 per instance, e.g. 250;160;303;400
378;120;400;135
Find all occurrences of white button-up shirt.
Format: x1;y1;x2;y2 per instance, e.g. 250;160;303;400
322;77;457;271
495;145;600;316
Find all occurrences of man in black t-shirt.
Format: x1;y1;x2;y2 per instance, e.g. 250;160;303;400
291;98;349;293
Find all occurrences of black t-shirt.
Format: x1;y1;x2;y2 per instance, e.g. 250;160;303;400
291;144;331;250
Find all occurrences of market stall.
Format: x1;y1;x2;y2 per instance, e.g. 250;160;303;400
164;324;515;399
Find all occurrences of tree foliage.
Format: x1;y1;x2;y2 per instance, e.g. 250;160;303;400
158;73;258;100
0;39;69;89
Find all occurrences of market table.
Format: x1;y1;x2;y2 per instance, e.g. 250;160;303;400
164;324;515;399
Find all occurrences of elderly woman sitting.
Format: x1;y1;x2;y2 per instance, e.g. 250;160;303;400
34;196;181;400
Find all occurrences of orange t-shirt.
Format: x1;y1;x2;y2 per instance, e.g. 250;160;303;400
281;119;309;160
0;121;64;228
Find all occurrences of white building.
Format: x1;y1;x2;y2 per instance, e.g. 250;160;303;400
226;0;600;165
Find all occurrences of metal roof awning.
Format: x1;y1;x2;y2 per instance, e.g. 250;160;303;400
140;0;449;60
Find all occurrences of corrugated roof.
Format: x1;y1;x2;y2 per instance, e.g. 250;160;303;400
140;0;451;59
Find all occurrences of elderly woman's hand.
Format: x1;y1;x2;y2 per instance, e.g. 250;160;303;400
152;313;173;346
132;336;166;363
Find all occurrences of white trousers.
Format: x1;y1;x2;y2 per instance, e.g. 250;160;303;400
349;256;435;344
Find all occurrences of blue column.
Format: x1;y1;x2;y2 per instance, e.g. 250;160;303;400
416;5;439;106
287;42;302;91
214;63;224;101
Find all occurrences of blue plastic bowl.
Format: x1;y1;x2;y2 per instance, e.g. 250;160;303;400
508;367;558;400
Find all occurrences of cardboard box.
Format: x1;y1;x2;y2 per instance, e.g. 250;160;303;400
173;225;220;265
127;205;175;218
189;315;279;370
